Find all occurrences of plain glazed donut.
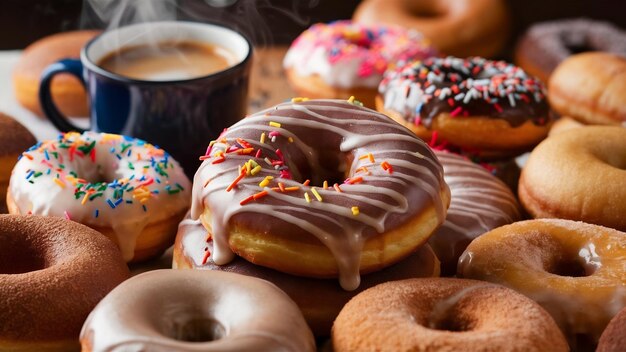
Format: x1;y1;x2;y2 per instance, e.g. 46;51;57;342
548;116;585;136
191;99;450;290
549;52;626;126
332;278;568;351
519;126;626;231
353;0;510;58
428;151;521;276
80;269;316;352
0;112;36;213
13;30;100;117
597;307;626;352
173;214;440;336
458;219;626;348
7;131;191;262
378;56;552;158
515;19;626;84
0;214;129;352
283;20;437;107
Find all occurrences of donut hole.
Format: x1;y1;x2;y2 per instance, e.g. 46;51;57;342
429;315;474;332
0;236;47;274
549;259;588;277
564;43;593;55
404;1;447;18
297;149;350;187
72;162;110;184
165;317;225;342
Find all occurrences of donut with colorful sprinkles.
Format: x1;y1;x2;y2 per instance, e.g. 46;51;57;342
7;131;191;262
283;20;438;108
378;56;552;159
191;98;450;291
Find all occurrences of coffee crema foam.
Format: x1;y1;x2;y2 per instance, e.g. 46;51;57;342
97;41;237;81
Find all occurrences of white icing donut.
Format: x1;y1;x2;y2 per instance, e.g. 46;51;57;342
7;131;191;261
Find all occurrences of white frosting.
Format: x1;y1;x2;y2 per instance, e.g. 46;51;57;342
8;131;191;261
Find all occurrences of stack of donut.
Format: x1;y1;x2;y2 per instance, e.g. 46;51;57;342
173;98;451;335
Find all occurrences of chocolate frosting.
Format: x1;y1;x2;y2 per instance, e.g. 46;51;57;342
379;57;550;128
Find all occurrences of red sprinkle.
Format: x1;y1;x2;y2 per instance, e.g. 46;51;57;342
201;249;211;265
226;172;246;192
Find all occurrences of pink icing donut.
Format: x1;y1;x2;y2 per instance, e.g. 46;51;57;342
283;20;437;107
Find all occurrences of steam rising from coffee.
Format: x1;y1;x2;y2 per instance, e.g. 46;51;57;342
80;0;320;46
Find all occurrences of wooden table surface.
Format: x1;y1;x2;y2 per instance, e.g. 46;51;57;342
248;46;295;113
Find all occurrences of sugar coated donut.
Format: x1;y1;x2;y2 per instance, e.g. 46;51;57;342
191;99;450;290
13;30;100;117
7;131;191;262
0;112;36;213
173;213;440;336
519;126;626;231
353;0;510;58
332;278;568;351
597;307;626;352
548;116;585;136
549;52;626;125
378;56;551;158
429;151;521;276
283;21;437;107
458;219;626;348
515;19;626;84
80;269;316;352
0;214;129;352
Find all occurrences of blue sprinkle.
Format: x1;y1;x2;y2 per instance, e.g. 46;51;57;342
156;178;161;184
46;169;51;175
129;175;135;180
127;149;132;157
116;154;122;160
126;200;133;204
109;147;115;153
94;209;99;218
44;150;50;160
415;103;424;113
114;198;123;206
142;205;147;212
152;190;159;194
107;199;116;209
26;170;35;179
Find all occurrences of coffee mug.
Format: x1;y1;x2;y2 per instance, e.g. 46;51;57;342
39;21;252;178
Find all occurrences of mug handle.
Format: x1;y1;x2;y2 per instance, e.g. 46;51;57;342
39;58;89;132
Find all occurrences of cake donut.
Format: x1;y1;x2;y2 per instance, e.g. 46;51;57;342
458;219;626;348
378;56;552;158
80;269;316;351
283;20;437;108
428;151;521;276
13;30;100;117
173;213;440;336
519;126;626;231
597;306;626;352
0;113;36;214
549;52;626;126
0;214;129;352
7;131;191;262
515;19;626;84
353;0;510;58
191;98;450;290
332;278;568;351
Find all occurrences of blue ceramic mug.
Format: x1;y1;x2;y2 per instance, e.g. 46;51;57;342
39;21;252;178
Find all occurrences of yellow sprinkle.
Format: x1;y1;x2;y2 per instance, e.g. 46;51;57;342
260;132;266;144
351;206;360;216
348;96;355;103
140;197;150;204
81;193;89;205
259;176;274;188
291;97;309;102
245;160;252;174
304;192;311;203
311;187;322;202
288;137;294;143
251;165;262;176
101;133;121;141
323;180;328;189
269;121;281;128
53;178;66;188
368;153;375;163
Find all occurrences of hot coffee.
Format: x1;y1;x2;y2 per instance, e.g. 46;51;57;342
97;41;237;81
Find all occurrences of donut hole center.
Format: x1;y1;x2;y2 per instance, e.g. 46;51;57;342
549;259;588;277
565;43;593;55
73;163;110;184
166;317;225;342
0;237;47;274
429;315;473;332
404;1;447;18
297;150;350;187
548;245;600;277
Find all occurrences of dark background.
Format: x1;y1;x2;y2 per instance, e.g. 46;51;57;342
1;0;625;54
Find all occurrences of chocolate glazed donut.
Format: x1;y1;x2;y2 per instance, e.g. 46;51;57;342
515;19;626;84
